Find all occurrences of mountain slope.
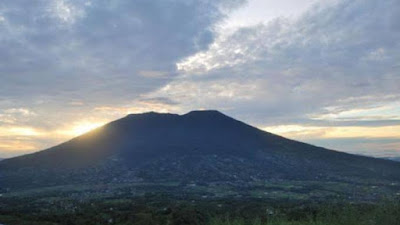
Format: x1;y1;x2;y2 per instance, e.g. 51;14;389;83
1;110;400;193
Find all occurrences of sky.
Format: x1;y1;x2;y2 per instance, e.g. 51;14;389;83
0;0;399;158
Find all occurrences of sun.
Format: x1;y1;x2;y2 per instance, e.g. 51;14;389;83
72;122;105;136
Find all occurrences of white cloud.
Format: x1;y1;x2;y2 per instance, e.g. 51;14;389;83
221;0;320;29
0;0;244;103
169;0;400;126
48;0;86;24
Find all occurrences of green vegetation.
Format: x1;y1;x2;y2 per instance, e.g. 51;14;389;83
1;181;400;224
1;202;399;225
210;202;400;225
1;188;399;225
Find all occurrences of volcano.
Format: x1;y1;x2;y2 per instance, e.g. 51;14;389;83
1;110;399;196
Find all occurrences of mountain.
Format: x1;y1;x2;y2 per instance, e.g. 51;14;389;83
1;110;400;201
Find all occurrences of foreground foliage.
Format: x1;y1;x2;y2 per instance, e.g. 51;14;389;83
0;193;399;225
210;202;400;225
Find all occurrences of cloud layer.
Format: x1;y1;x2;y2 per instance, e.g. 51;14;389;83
0;0;399;158
0;0;243;104
173;0;400;118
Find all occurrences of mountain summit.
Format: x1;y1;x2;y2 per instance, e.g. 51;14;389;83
1;110;400;196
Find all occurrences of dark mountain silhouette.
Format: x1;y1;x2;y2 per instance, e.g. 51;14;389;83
1;110;400;193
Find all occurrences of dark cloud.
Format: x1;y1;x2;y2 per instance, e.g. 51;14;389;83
0;0;244;104
138;97;179;106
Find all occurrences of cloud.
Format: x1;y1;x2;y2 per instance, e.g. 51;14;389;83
0;0;244;104
48;0;86;24
157;0;400;126
263;125;400;139
305;138;400;158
